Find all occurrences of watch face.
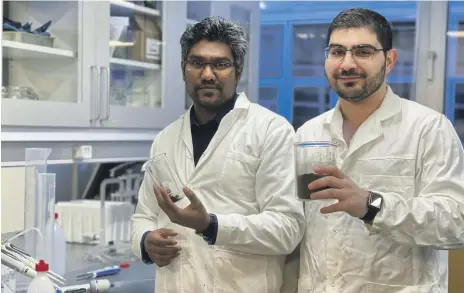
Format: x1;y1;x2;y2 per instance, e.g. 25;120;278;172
369;192;383;209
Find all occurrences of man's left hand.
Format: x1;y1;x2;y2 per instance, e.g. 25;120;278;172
309;165;369;218
154;185;211;232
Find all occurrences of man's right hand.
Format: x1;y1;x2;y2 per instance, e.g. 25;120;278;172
143;228;182;267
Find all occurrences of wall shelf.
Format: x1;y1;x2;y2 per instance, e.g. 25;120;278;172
110;0;160;17
186;18;198;26
110;58;160;71
2;40;75;59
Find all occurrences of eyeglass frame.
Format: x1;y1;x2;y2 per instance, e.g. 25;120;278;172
183;59;236;73
324;44;391;63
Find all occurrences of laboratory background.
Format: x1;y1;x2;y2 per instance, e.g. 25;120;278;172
0;0;463;292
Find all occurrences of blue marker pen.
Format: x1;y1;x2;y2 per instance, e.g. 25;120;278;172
75;266;121;281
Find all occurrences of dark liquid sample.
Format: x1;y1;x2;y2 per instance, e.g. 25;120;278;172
166;189;183;202
170;194;183;202
297;173;329;200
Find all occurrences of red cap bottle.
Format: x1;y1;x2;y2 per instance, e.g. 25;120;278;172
35;260;49;272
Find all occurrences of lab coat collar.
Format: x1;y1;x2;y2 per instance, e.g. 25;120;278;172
182;92;250;166
190;93;238;126
324;85;403;152
234;92;252;109
324;85;402;127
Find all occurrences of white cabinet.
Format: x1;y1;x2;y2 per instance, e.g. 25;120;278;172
93;0;185;129
1;0;259;163
1;0;186;130
2;1;93;127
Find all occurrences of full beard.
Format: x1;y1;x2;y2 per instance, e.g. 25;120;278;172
328;63;386;103
187;88;233;113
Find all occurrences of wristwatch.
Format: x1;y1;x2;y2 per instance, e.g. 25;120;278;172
360;191;383;223
195;214;217;245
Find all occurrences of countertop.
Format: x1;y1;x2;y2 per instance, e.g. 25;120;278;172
62;243;156;293
1;238;156;293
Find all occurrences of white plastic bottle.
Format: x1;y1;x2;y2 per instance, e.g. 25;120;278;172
51;213;67;276
26;260;55;293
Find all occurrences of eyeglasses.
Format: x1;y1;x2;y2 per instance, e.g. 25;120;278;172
184;60;234;72
324;45;389;62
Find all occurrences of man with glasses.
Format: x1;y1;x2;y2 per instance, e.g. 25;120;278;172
131;16;304;293
295;8;464;293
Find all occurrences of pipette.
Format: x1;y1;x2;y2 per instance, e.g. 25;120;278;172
2;241;66;284
58;279;112;293
110;278;155;288
1;249;37;279
58;278;156;293
75;264;129;281
1;248;66;289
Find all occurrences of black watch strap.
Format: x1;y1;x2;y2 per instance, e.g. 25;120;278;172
195;214;217;245
360;191;383;223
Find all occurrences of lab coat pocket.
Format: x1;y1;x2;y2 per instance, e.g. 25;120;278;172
155;264;181;293
217;151;260;202
362;282;440;293
339;229;379;276
359;175;415;198
213;249;268;293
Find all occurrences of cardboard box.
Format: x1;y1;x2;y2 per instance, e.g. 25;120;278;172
129;15;162;63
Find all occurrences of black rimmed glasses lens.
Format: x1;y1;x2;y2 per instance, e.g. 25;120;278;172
324;46;389;62
185;60;234;72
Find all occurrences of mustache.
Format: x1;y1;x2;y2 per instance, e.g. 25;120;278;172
334;69;367;79
195;83;222;91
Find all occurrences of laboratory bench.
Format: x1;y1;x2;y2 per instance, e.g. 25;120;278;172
1;0;260;165
3;240;156;293
61;243;155;293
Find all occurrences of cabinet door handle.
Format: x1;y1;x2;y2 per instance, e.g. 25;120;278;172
90;66;100;122
426;50;437;81
99;66;110;122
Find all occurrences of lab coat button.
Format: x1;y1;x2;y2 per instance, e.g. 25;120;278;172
333;228;337;232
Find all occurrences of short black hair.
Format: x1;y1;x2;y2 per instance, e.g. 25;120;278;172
327;8;393;50
180;16;247;76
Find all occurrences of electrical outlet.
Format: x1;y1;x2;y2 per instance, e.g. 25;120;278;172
73;145;93;160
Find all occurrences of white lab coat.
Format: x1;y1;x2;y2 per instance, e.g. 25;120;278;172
296;86;464;293
132;93;305;293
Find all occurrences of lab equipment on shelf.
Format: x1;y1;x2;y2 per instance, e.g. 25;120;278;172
1;86;39;100
3;17;55;47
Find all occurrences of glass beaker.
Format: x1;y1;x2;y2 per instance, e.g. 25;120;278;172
141;153;184;202
294;141;338;200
